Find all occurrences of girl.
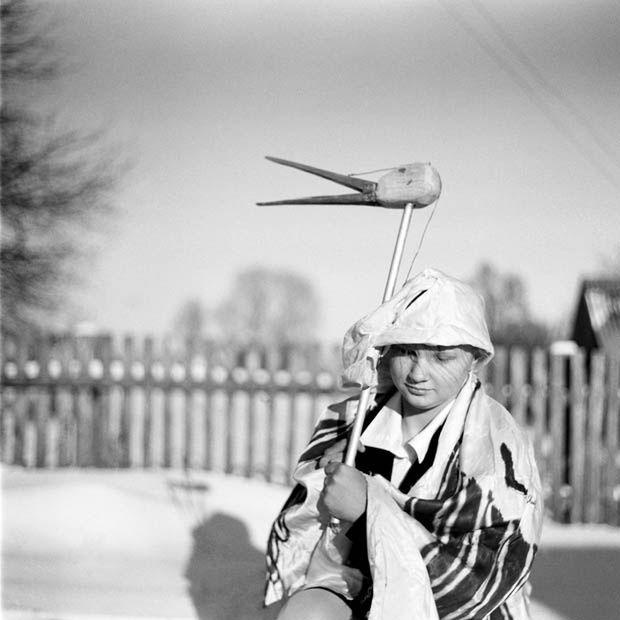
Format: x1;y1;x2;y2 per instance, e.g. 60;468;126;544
265;269;543;620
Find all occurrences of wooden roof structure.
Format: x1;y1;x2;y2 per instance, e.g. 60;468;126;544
571;279;620;353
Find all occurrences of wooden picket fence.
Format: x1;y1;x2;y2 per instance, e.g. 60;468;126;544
1;333;619;525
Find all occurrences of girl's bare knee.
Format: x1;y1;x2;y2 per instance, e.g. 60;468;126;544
276;588;354;620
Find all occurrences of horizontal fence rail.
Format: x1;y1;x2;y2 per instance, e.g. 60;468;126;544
1;333;619;525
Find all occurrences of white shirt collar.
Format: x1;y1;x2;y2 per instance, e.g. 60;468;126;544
360;392;454;462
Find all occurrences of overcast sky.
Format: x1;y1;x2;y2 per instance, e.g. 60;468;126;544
38;0;620;340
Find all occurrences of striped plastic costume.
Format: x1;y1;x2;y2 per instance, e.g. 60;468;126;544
264;269;543;620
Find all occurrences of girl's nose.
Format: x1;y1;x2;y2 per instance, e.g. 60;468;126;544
407;356;427;382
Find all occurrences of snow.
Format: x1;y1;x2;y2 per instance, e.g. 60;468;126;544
3;467;619;620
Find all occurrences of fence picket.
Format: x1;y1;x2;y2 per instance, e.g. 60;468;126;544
183;338;195;470
162;336;174;468
76;336;93;467
11;335;30;466
490;347;508;405
142;337;154;468
530;349;549;497
586;352;606;523
1;386;17;464
203;342;215;472
509;348;527;426
243;344;260;479
1;335;17;464
35;335;50;467
68;336;80;467
12;392;26;467
549;354;567;521
265;346;280;483
120;336;134;467
569;351;587;523
224;383;235;475
46;342;60;469
605;356;620;526
93;336;112;467
57;336;74;466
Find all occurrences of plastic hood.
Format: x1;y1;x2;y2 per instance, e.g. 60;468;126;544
342;268;494;388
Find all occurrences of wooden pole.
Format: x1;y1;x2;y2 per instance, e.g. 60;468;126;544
345;203;414;467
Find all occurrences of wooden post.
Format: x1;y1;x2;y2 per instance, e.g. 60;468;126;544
182;338;194;469
265;345;279;483
12;393;26;468
491;346;508;405
183;337;195;470
605;355;620;526
509;347;527;427
0;385;17;465
68;336;81;467
12;335;29;466
120;335;134;468
286;379;299;482
203;341;215;472
549;353;567;521
25;396;37;468
224;345;236;476
107;336;123;468
530;348;549;494
0;333;17;464
76;335;93;467
142;336;154;468
586;351;606;523
58;335;75;467
35;334;50;468
46;335;60;468
569;351;587;523
161;336;173;468
90;343;102;468
93;335;112;467
245;343;259;479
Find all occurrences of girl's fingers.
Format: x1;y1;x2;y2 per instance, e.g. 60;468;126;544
324;461;340;476
319;453;338;467
318;439;347;467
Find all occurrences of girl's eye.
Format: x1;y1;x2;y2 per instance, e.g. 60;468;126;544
394;345;416;357
435;352;455;362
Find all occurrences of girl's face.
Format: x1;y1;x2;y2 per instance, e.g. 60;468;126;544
388;344;475;417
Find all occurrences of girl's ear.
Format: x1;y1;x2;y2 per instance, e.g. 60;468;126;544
465;346;483;371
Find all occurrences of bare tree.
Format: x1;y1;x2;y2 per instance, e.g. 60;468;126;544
215;267;320;344
469;262;551;347
1;0;123;334
1;0;59;85
171;298;209;341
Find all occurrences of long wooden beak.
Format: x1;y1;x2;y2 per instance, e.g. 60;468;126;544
256;156;378;206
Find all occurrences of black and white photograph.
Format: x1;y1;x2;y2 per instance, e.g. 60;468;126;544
2;1;620;619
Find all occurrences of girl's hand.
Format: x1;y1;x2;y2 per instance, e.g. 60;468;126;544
320;462;367;522
317;438;366;469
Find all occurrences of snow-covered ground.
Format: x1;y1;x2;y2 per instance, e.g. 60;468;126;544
2;467;619;620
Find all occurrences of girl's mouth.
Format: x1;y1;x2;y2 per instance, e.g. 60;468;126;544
404;383;431;395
